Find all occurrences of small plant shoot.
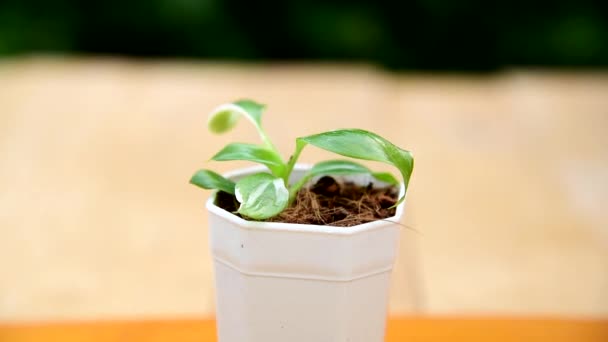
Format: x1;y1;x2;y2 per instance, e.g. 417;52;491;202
190;99;414;220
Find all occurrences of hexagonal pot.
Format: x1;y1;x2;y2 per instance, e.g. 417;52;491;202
206;165;406;342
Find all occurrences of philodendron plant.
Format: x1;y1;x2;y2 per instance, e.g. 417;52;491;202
190;99;414;220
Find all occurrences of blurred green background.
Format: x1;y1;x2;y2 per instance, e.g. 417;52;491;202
1;0;606;70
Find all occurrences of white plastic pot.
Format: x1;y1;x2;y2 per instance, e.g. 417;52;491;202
206;165;406;342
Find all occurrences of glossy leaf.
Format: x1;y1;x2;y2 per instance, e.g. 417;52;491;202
310;159;369;175
298;129;413;203
190;169;235;194
206;99;277;148
235;172;289;219
288;159;399;202
310;160;398;184
211;143;285;176
370;172;399;185
207;99;264;133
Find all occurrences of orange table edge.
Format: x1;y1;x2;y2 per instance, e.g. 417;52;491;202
1;317;607;342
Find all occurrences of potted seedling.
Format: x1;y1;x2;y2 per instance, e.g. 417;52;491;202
190;99;413;342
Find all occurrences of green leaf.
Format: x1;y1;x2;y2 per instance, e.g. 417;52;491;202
310;160;398;184
310;159;369;175
190;169;235;194
370;172;399;185
211;143;285;176
207;99;264;134
206;99;281;157
297;129;413;204
288;159;399;202
235;173;289;219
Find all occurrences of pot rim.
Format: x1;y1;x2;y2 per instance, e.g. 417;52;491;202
206;164;406;236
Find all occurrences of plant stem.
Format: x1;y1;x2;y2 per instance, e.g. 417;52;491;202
257;130;288;178
288;172;312;204
260;132;278;154
283;140;306;185
258;130;281;158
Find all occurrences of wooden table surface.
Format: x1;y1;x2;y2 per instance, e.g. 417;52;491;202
1;317;607;342
1;57;607;320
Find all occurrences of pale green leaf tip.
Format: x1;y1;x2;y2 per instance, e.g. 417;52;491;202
235;99;265;108
207;103;242;134
390;196;406;209
206;99;267;135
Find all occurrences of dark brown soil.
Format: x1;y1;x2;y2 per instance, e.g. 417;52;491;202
215;176;398;227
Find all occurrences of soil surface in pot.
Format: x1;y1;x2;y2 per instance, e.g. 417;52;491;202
215;176;398;227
